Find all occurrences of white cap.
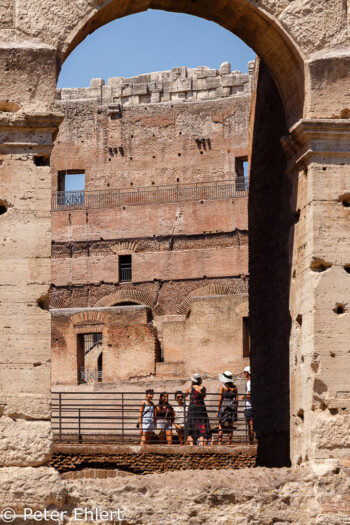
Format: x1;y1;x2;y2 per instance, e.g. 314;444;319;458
244;366;251;374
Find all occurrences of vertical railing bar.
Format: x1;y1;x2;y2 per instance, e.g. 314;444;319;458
122;393;124;444
78;408;82;443
59;393;62;442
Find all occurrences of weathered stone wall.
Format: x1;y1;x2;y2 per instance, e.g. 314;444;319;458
56;62;251;105
52;69;251;192
50;66;251;383
0;115;61;423
3;465;348;524
51;199;248;244
161;295;249;376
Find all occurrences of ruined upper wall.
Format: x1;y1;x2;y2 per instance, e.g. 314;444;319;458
56;62;254;107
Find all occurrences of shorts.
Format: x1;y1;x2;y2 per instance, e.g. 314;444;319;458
157;419;172;430
142;417;154;432
244;408;253;420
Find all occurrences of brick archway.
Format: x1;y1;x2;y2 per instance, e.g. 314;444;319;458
94;290;165;316
177;284;247;315
70;310;108;327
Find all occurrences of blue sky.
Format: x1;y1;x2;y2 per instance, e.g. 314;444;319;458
58;10;255;88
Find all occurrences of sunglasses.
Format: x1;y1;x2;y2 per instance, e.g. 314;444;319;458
176;396;184;399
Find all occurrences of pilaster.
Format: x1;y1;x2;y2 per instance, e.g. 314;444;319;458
0;112;62;423
284;119;350;465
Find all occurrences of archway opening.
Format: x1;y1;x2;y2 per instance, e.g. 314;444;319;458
50;7;300;467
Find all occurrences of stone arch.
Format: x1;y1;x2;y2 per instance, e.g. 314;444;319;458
57;1;304;126
178;284;247;315
111;241;140;255
94;290;165;316
70;310;108;326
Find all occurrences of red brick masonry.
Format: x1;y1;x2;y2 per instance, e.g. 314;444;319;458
51;444;257;474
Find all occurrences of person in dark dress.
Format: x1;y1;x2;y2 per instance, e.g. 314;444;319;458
217;371;238;445
184;373;211;445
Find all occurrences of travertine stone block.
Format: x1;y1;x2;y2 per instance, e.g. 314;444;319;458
0;393;50;419
135;73;150;83
196;67;217;79
312;412;350;453
170;78;192;93
0;418;52;466
121;84;132;96
148;81;163;93
0;45;58;111
107;77;123;87
90;78;104;88
0;364;50;394
221;74;242;87
219;62;231;75
150;92;161;103
0;0;14;28
131;83;148;96
204;77;221;89
171;67;187;80
0;467;66;511
192;78;206;91
215;87;231;97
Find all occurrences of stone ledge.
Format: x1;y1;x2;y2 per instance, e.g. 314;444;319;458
54;443;256;455
51;444;257;474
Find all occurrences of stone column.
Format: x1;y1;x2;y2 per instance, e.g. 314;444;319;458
285;119;350;465
0;112;62;467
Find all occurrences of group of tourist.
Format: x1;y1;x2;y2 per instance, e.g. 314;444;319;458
138;366;253;445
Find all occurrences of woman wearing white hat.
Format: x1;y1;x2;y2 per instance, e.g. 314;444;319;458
217;371;238;445
184;373;211;446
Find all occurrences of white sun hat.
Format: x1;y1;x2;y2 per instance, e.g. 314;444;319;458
218;371;234;384
190;373;202;384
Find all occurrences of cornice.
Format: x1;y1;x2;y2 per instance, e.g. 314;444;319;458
281;119;350;168
0;112;64;154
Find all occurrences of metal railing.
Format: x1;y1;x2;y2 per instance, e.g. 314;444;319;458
119;267;132;282
52;391;252;445
51;178;248;211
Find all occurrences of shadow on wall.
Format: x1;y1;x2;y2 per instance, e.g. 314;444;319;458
249;61;296;468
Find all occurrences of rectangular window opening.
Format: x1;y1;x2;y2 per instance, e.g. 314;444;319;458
78;332;102;384
57;170;85;207
119;254;132;282
235;157;249;191
242;317;250;358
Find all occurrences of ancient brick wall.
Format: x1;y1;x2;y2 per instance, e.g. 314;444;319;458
51;306;157;385
161;295;249;376
50;64;251;382
51;444;257;474
51;198;248;243
51;65;251;192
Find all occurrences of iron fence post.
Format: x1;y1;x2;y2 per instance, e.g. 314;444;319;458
122;393;124;444
59;393;62;442
78;408;82;443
